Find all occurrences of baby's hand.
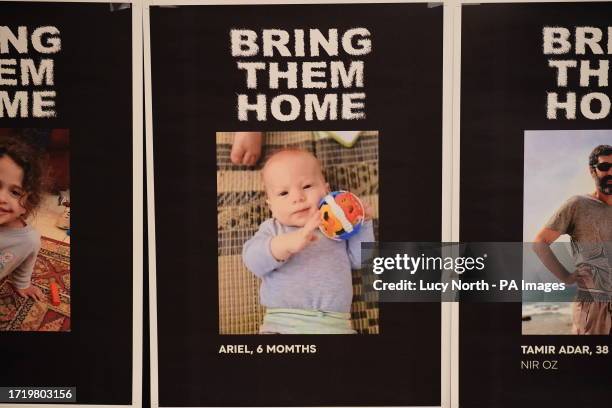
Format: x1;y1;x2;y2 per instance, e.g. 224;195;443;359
14;284;44;302
363;202;374;221
271;212;321;260
290;211;321;251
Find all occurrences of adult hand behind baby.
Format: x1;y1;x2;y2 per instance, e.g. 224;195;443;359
14;284;44;302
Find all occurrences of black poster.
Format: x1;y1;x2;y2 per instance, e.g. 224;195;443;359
460;3;611;407
0;1;136;406
149;3;443;406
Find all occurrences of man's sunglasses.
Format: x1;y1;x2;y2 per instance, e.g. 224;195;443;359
593;162;612;172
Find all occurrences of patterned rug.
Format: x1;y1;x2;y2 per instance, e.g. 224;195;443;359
0;237;71;331
217;131;379;334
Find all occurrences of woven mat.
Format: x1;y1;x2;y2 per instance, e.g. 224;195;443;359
0;237;71;331
217;131;379;334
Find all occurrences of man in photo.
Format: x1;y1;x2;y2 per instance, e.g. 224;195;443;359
533;144;612;335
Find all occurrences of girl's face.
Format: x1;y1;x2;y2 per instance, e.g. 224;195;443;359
0;155;27;228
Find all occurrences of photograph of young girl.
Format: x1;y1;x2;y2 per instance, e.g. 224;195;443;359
0;129;70;331
217;131;379;334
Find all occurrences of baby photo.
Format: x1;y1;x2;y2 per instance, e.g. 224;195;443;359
522;130;611;335
217;131;379;334
0;129;71;331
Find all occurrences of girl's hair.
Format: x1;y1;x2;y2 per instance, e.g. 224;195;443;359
0;134;47;217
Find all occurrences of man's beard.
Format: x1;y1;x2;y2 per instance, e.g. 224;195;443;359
597;175;612;195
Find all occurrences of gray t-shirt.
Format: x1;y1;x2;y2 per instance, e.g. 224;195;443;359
243;218;375;313
0;224;41;289
546;194;612;298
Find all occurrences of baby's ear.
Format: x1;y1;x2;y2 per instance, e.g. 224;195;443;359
265;198;275;217
325;182;330;193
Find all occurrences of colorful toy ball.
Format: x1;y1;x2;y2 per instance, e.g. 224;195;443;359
318;191;365;240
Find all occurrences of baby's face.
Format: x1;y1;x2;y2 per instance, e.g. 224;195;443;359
263;151;328;227
0;155;27;228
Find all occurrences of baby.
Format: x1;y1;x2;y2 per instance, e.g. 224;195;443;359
242;149;374;334
0;135;45;302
